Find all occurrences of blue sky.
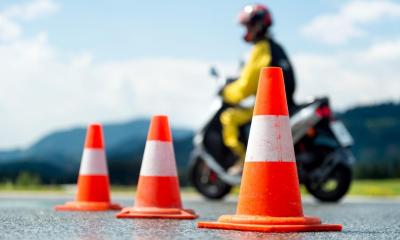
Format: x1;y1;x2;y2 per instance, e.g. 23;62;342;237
0;0;399;148
0;0;348;60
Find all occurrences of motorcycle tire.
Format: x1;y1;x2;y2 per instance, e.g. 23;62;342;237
190;158;232;200
305;165;352;202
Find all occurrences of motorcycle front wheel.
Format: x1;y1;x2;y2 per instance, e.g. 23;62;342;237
190;158;232;200
305;165;352;202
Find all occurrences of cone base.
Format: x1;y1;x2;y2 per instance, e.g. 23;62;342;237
116;206;197;219
55;201;122;211
197;214;342;233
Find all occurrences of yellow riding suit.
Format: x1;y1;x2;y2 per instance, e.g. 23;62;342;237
221;40;271;162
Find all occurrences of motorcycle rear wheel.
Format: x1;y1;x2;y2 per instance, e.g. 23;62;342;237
305;165;352;202
190;158;232;200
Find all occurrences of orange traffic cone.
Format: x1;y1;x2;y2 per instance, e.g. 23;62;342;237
116;115;197;219
198;67;342;232
55;123;121;211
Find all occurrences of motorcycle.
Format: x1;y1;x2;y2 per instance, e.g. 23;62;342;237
188;67;355;202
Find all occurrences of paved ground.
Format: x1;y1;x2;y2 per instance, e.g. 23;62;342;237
0;194;399;239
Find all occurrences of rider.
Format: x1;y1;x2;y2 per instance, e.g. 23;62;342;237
221;4;296;175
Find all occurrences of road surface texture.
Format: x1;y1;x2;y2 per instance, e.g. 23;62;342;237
0;194;399;239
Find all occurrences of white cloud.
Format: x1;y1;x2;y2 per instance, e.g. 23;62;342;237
293;38;400;109
3;0;59;21
5;33;399;149
0;0;58;41
359;38;400;61
301;0;400;45
343;0;400;23
0;32;230;148
0;15;21;40
0;0;236;149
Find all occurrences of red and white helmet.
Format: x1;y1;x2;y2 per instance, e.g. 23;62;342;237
238;4;273;42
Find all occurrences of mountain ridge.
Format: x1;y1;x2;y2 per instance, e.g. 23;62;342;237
0;102;399;183
0;118;193;184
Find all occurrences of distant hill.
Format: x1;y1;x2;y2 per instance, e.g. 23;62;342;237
339;102;400;178
0;102;399;184
0;119;193;184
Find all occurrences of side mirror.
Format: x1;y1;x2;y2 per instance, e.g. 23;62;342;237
209;66;219;78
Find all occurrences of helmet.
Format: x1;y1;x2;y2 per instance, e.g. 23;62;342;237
238;4;273;42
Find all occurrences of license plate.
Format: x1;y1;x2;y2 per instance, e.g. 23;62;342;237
330;121;354;147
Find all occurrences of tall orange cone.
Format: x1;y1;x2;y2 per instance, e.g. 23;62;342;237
116;115;197;219
198;67;342;232
55;123;121;211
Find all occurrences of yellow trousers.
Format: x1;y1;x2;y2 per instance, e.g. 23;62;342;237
220;107;253;162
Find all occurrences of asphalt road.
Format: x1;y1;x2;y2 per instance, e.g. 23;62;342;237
0;195;399;240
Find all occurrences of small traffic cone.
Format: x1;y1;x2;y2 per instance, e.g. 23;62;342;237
198;67;342;232
116;115;197;219
55;123;121;211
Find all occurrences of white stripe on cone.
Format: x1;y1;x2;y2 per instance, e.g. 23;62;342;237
79;149;109;175
245;115;296;162
140;140;178;177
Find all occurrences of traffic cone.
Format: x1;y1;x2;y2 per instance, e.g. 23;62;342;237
198;67;342;232
55;123;121;211
116;115;197;219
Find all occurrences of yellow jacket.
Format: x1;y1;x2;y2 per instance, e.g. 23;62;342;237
223;40;271;104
